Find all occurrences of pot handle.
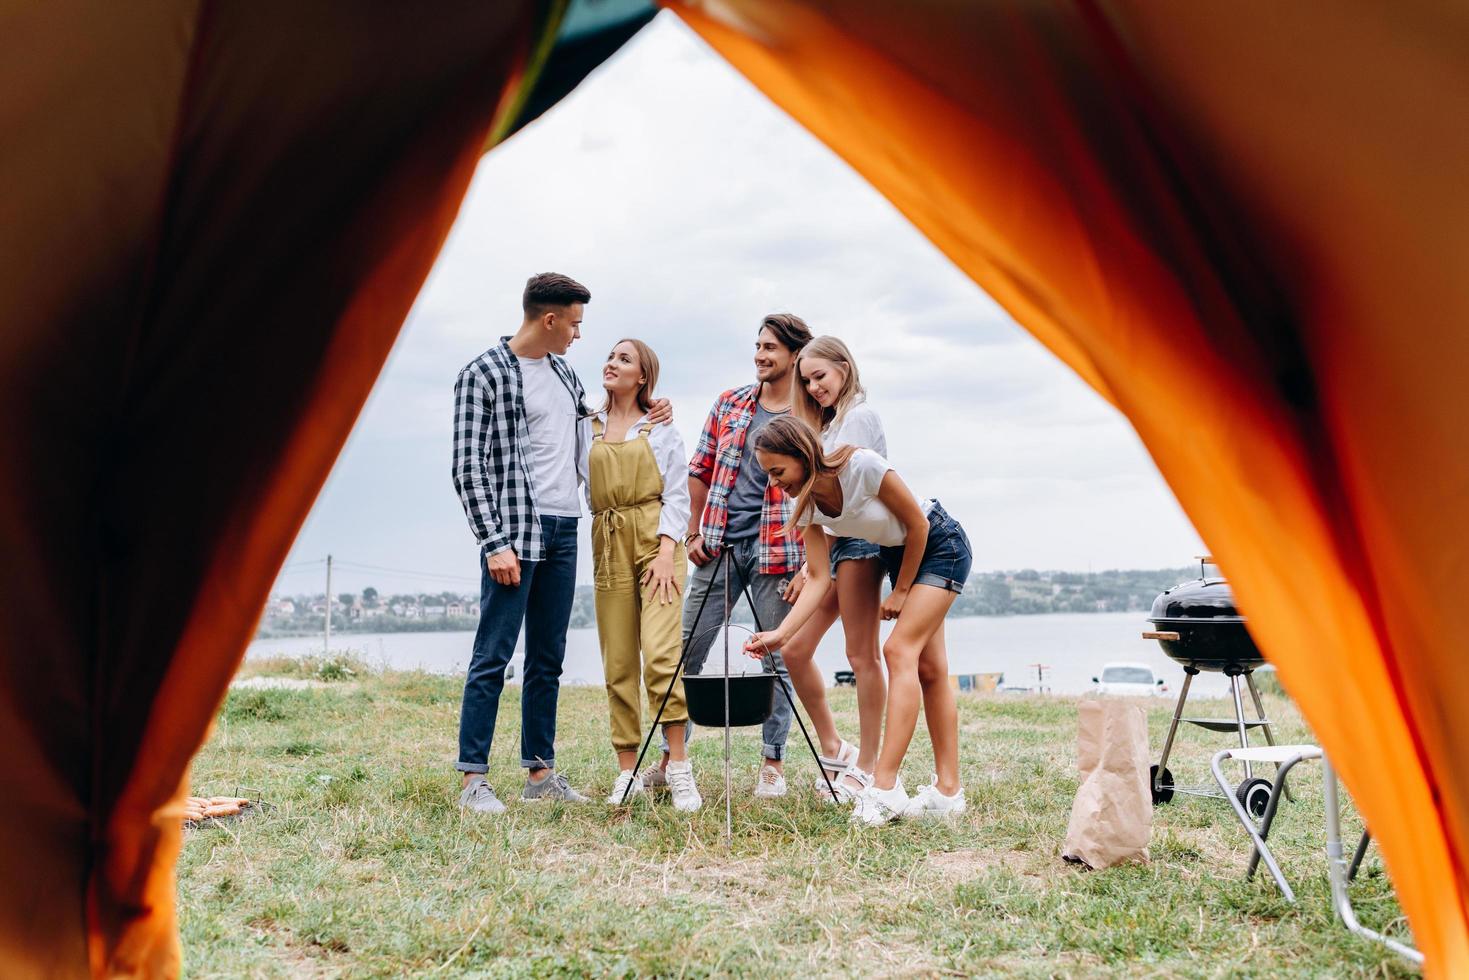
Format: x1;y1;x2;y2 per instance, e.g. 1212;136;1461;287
1143;631;1181;641
689;623;766;673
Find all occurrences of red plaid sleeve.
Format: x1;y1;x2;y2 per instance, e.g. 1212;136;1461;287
688;400;721;484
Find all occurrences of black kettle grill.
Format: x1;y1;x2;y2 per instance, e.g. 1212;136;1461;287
1143;557;1287;818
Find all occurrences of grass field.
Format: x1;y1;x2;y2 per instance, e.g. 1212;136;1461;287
179;656;1419;977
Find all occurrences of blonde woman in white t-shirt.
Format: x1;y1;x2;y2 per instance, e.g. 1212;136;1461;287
779;337;888;803
745;416;972;826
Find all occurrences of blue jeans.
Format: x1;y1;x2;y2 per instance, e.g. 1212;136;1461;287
667;535;795;761
878;502;972;594
456;515;578;772
829;534;881;575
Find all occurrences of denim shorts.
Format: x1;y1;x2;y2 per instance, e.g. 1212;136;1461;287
877;501;972;594
829;534;881;576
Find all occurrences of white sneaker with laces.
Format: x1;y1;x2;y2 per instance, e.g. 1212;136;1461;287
639;765;668;791
607;769;645;805
905;776;967;819
753;763;787;799
666;760;702;812
852;776;909;827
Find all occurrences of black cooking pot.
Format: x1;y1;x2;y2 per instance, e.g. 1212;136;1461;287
683;672;776;727
1146;573;1265;674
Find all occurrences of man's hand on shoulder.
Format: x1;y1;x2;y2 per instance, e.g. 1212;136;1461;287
648;397;674;426
486;548;521;587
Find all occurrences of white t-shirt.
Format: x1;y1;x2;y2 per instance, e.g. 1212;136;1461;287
583;411;692;542
797;448;928;546
518;355;581;517
822;401;887;456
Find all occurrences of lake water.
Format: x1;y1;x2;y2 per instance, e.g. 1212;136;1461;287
247;611;1236;698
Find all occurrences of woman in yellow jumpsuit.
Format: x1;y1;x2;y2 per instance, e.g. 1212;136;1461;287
587;339;701;811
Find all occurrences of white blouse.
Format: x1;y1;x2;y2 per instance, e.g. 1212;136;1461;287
583;412;691;544
822;400;887;457
797;448;929;547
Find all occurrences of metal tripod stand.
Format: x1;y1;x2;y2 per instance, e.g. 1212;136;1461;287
619;547;838;838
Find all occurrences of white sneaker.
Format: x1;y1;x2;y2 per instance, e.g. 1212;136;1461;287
852;776;909;827
639;765;668;791
607;769;645;805
905;776;967;819
666;760;702;812
753;763;787;799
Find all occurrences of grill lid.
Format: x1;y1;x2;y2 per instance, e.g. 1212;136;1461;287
1148;576;1245;625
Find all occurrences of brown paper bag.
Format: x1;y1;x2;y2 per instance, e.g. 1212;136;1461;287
1061;699;1152;869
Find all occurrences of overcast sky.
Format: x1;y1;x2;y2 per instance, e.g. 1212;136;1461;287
272;13;1202;599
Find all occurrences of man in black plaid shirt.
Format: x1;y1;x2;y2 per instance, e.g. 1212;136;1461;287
452;273;669;813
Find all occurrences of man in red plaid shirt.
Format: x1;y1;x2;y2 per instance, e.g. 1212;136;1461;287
647;313;812;799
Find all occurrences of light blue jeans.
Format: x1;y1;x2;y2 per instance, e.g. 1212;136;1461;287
664;536;795;760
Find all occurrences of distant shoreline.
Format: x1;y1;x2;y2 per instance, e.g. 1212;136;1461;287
260;567;1194;640
253;606;1153;640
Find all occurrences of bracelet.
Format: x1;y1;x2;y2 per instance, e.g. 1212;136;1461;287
683;531;702;546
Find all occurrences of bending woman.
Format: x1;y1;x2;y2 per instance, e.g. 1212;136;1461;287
587;339;701;812
779;337;888;801
745;416;971;825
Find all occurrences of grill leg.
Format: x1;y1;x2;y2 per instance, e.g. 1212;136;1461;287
1228;673;1252;779
1245;672;1293;802
1154;669;1194;796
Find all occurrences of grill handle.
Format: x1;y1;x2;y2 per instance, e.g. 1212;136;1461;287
1143;630;1181;641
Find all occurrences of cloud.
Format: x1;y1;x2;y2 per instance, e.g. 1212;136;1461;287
276;13;1201;596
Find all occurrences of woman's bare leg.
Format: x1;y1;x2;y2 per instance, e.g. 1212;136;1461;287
778;585;842;759
835;557;885;777
915;627;960;795
872;585;958;791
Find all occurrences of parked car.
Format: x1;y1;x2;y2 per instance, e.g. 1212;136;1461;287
1092;661;1168;697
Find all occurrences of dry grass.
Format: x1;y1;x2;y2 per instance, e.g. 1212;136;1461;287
179;667;1420;977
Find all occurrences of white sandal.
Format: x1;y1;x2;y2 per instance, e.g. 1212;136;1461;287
814;740;858;803
833;766;873;805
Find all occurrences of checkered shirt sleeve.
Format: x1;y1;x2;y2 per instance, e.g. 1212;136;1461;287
452;362;516;554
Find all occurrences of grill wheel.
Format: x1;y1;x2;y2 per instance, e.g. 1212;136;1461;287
1236;777;1273;821
1150;764;1175;805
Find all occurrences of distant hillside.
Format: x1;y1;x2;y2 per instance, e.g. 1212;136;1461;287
260;567;1200;637
567;566;1198;629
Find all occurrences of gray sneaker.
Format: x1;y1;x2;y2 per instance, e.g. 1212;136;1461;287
521;771;589;803
459;776;506;815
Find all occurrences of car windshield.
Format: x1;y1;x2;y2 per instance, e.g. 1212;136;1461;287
1102;667;1154;684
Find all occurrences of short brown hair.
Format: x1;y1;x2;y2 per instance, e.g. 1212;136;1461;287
759;313;813;353
523;272;591;317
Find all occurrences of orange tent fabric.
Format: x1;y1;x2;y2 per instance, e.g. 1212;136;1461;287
0;2;552;974
668;0;1469;972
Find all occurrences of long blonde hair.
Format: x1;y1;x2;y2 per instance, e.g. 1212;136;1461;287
755;415;858;535
793;336;864;433
600;338;660;414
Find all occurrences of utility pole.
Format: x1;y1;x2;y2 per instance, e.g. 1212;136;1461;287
324;554;333;655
